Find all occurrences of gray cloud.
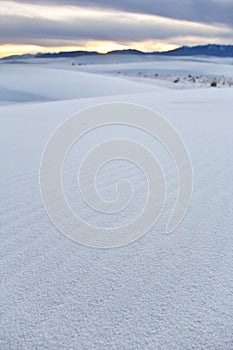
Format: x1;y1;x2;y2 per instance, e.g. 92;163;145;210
1;13;232;46
9;0;233;28
1;0;232;50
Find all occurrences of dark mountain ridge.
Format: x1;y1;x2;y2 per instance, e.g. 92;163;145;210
2;44;233;60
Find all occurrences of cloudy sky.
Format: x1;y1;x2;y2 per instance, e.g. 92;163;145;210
0;0;233;57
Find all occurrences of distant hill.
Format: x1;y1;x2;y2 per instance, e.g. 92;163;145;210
2;44;233;60
36;50;100;58
107;49;145;55
157;44;233;57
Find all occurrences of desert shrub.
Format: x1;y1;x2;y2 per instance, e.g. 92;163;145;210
187;75;196;83
210;80;217;87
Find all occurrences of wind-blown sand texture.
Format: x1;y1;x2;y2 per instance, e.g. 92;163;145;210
0;55;233;349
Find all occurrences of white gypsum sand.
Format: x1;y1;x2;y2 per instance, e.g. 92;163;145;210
0;56;233;349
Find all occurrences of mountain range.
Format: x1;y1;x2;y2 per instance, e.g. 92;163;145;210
2;44;233;60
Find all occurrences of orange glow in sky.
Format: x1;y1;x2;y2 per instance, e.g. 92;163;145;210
0;42;179;58
0;1;231;59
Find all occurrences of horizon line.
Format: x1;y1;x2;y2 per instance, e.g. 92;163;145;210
1;43;233;60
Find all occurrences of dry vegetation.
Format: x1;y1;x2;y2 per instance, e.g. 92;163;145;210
114;71;233;88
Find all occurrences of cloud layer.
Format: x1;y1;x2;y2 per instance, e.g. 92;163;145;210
8;0;233;27
0;0;232;54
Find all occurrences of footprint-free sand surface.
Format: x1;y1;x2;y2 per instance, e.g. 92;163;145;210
1;56;233;349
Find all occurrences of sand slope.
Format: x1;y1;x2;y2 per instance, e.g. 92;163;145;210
0;58;233;349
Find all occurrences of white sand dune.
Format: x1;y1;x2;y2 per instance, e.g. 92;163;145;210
0;57;233;349
75;55;233;77
0;63;158;104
